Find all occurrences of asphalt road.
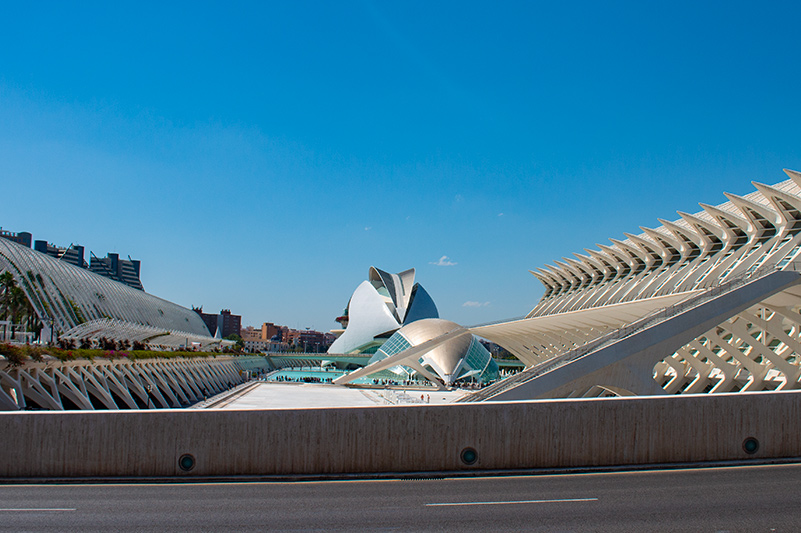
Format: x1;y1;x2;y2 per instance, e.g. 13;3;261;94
1;463;800;532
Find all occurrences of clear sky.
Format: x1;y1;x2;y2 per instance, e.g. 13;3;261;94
1;1;800;332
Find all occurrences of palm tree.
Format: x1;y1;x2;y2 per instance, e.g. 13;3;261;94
0;271;15;321
0;271;16;341
0;273;37;341
8;285;28;340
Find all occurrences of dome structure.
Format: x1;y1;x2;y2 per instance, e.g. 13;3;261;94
328;266;438;354
336;318;500;387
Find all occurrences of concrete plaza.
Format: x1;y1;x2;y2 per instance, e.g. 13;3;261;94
208;382;468;409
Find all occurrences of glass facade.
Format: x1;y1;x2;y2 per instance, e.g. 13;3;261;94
368;327;499;384
374;333;412;359
368;332;412;377
459;336;499;382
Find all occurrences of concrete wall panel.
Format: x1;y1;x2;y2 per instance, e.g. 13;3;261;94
1;390;799;478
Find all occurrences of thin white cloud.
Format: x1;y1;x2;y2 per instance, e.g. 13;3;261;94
364;226;372;231
430;255;457;266
498;212;504;217
463;301;490;307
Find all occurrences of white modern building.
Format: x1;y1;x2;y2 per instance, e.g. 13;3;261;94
328;267;439;354
446;169;801;401
0;237;222;349
334;318;500;387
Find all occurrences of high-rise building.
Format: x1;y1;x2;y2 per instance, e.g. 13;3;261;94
34;241;86;269
0;229;32;248
89;253;144;291
193;308;241;338
1;227;144;291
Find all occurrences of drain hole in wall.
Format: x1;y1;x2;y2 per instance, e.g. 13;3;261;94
742;437;759;455
460;447;478;466
179;454;196;471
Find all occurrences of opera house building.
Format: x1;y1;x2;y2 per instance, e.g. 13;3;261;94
329;267;499;385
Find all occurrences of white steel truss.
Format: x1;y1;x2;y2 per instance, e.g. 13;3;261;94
466;169;801;400
0;356;270;411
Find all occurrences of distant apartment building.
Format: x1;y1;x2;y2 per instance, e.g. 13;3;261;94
0;226;144;291
34;241;87;269
243;338;285;353
240;322;293;353
298;329;331;353
193;308;241;338
89;253;144;291
240;321;335;353
0;228;32;248
261;322;282;341
242;323;281;340
240;326;261;342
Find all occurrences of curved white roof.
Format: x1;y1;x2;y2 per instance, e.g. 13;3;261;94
0;238;211;337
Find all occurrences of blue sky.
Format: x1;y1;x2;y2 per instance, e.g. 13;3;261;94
1;1;800;331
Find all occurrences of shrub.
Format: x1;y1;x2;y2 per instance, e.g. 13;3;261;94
0;343;26;366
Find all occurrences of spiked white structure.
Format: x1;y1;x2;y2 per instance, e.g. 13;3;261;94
328;266;439;354
457;169;801;400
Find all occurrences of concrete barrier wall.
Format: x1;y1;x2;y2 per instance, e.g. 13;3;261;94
1;390;800;478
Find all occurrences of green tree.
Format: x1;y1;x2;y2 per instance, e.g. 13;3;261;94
0;272;38;340
224;334;245;350
0;271;15;321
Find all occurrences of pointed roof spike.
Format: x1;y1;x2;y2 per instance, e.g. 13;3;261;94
586;247;621;267
536;266;555;276
576;251;604;267
596;243;635;269
536;267;562;286
658;218;704;247
529;270;555;289
723;191;781;226
677;211;727;241
584;249;620;276
573;253;606;277
564;257;594;280
698;202;748;224
640;226;681;251
698;203;748;233
544;264;573;287
752;181;801;222
783;169;801;188
609;238;647;261
623;232;666;260
555;259;585;281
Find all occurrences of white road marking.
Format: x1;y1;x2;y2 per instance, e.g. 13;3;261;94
0;508;76;512
426;497;598;507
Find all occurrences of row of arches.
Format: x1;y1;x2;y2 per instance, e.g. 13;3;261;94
0;356;267;411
